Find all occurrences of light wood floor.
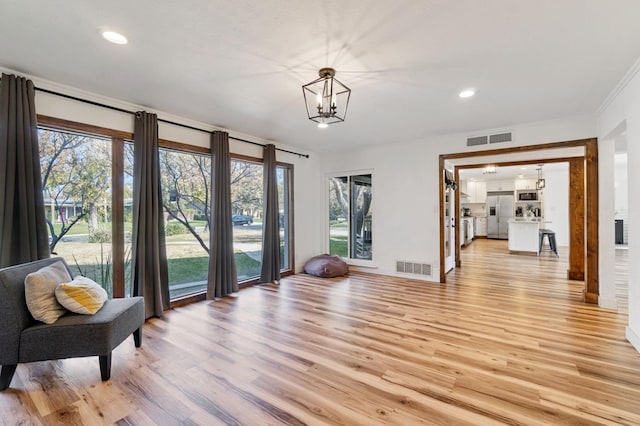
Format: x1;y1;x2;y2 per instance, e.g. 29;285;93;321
1;239;638;425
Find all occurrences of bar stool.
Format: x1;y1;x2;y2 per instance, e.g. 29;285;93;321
538;229;559;258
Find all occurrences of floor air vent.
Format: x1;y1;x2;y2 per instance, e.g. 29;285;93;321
396;261;432;277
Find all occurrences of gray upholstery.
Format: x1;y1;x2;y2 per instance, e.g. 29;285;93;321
20;297;143;362
0;258;144;389
0;257;65;365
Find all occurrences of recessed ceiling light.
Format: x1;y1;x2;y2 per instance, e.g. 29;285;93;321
459;89;475;98
99;28;128;45
520;167;528;170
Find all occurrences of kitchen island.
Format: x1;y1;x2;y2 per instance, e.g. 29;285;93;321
508;219;542;253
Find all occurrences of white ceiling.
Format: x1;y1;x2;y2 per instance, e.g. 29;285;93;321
2;1;640;152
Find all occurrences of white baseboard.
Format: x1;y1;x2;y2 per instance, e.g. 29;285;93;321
626;327;640;354
598;297;618;310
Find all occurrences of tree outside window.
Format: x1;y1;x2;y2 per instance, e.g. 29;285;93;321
329;174;372;260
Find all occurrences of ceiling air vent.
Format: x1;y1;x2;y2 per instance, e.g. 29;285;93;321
489;132;513;144
466;135;488;147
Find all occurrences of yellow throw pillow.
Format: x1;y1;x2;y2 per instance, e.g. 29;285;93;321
55;276;108;315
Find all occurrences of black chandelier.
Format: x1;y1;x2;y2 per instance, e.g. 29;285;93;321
302;67;351;128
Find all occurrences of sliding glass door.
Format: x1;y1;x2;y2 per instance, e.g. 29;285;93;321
329;173;373;260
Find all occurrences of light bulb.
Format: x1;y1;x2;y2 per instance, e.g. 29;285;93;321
459;89;475;98
99;29;128;45
318;122;328;129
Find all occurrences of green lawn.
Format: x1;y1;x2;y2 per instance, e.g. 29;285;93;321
330;237;348;257
49;219;208;237
49;221;133;236
166;251;261;299
166;252;260;285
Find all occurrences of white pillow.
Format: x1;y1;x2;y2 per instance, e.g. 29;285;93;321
55;276;108;315
25;261;71;324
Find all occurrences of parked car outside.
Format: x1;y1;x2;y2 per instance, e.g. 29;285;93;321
232;214;253;226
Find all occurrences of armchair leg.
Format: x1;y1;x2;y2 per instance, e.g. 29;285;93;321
99;353;112;381
0;364;17;390
133;327;142;348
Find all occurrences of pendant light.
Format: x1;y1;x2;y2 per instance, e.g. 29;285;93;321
482;165;497;174
536;165;545;189
302;68;351;128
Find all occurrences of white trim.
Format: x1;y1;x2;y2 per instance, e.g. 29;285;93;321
598;297;618;310
346;259;377;268
626;327;640;354
597;56;640;115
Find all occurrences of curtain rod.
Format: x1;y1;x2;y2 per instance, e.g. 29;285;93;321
32;86;310;158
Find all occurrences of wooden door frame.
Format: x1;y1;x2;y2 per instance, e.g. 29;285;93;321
439;138;599;304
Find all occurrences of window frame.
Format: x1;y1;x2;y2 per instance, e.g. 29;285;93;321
38;115;130;298
277;161;295;277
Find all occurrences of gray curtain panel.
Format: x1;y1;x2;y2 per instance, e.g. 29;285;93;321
131;111;169;318
259;144;280;283
207;131;238;299
0;73;49;267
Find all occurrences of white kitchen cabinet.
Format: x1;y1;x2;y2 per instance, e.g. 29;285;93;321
462;181;487;203
474;217;487;236
459;180;471;203
515;179;537;190
485;179;515;192
473;181;486;203
508;220;540;252
459;180;468;194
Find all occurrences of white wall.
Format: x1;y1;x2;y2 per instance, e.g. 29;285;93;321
598;138;617;310
320;115;596;280
597;58;640;352
541;166;569;246
9;69;324;274
615;155;629;244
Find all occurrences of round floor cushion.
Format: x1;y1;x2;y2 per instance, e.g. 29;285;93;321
303;254;349;278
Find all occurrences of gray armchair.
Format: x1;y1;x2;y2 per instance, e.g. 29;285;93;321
0;257;144;390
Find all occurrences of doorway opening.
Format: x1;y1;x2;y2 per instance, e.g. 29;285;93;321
439;138;599;304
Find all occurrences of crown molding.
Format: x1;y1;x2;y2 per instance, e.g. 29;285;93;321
598;56;640;115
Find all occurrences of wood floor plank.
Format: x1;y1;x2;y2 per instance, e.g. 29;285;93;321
1;239;638;425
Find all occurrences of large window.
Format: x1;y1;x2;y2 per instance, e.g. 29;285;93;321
39;128;115;296
38;118;294;303
231;158;264;281
159;148;211;299
159;152;294;297
329;173;373;260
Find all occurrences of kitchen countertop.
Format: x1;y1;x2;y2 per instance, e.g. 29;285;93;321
511;218;546;223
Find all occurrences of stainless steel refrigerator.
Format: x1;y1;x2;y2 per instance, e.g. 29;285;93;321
487;192;514;239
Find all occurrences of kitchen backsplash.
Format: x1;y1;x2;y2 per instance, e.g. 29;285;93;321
461;202;486;217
